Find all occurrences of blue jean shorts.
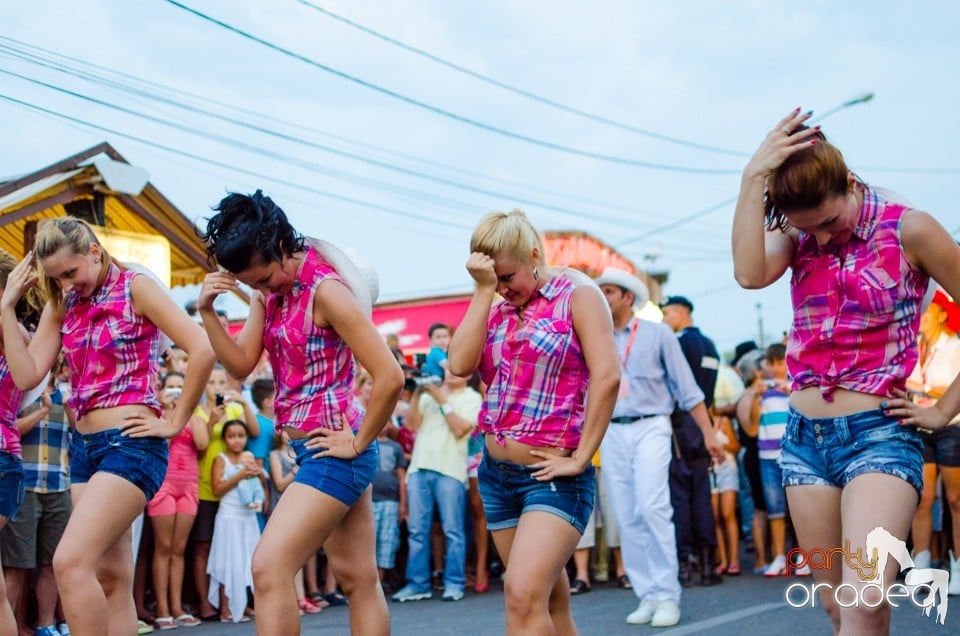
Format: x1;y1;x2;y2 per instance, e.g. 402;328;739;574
779;407;923;498
0;451;25;520
70;429;169;500
290;438;379;507
759;458;787;519
477;451;596;534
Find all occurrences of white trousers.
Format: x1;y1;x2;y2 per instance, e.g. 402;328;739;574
600;415;681;603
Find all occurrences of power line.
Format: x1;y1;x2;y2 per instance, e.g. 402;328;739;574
161;0;739;174
296;0;749;158
3;65;711;233
0;36;663;217
616;196;737;247
0;93;474;232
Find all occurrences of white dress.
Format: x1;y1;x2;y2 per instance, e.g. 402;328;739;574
206;454;261;622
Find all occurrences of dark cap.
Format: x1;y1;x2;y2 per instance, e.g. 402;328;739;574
731;340;759;367
660;295;694;313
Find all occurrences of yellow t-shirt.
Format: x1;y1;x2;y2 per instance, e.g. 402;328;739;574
196;402;246;501
407;388;481;484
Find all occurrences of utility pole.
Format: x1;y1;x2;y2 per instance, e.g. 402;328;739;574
756;302;765;348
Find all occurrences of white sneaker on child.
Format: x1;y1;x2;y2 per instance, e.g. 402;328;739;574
913;549;931;570
764;555;787;577
949;550;960;596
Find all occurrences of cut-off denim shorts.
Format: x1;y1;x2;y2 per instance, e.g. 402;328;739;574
0;450;25;520
290;438;379;507
779;407;923;498
478;450;596;534
70;428;169;500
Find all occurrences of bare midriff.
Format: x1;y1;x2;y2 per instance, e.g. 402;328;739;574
790;387;887;418
79;403;159;434
484;435;572;466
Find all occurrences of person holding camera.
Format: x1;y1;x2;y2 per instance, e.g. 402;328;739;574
391;373;480;603
191;365;259;622
146;371;210;629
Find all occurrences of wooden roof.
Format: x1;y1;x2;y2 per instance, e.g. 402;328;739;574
0;143;216;288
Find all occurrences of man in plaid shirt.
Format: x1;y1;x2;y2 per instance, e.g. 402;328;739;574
1;387;72;636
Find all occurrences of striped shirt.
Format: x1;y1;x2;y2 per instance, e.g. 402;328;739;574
61;263;163;419
787;187;929;400
0;353;24;457
264;247;362;434
19;404;70;493
479;272;591;450
757;388;789;460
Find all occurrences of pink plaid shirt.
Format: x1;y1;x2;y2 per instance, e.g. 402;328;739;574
0;354;24;457
264;247;362;434
62;263;162;419
787;187;929;400
479;273;590;450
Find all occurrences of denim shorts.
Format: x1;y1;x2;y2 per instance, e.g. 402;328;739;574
759;458;787;518
0;451;25;520
477;451;596;534
290;438;379;507
70;429;169;500
779;407;923;498
920;425;960;467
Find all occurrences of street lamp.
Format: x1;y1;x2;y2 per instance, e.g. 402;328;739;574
810;92;875;123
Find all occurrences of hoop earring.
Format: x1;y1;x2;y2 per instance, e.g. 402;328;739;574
533;267;539;281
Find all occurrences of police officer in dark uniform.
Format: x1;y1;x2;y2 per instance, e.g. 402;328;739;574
660;296;723;586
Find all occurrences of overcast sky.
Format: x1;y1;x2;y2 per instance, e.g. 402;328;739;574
1;0;958;354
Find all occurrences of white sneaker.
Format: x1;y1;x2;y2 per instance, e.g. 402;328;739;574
625;598;658;625
949;550;960;596
650;600;681;627
764;555;787;577
793;563;812;577
913;549;931;570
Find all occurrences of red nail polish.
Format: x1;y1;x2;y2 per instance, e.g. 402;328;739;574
810;140;818;145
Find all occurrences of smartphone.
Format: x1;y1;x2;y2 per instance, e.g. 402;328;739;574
215;393;225;406
164;387;183;399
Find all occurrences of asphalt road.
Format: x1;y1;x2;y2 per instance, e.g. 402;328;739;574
181;569;957;635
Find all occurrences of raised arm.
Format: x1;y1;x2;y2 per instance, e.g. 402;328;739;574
447;252;497;377
0;255;63;389
197;272;266;379
732;109;816;289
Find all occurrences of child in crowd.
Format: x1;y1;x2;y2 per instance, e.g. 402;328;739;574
755;344;793;577
710;414;741;575
373;424;408;590
207;420;261;623
420;323;451;380
237;451;266;512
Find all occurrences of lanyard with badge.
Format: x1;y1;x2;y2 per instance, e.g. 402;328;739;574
618;319;640;398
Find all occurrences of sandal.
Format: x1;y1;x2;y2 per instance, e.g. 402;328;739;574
298;597;323;614
322;592;349;607
569;579;591;595
154;617;177;631
715;564;728;575
174;614;201;627
616;574;633;589
727;564;741;576
308;592;331;608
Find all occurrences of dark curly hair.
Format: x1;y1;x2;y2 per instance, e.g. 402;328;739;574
201;190;304;272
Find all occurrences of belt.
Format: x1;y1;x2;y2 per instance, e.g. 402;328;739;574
610;414;661;424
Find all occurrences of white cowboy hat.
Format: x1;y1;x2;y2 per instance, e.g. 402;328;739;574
593;267;649;308
306;237;380;317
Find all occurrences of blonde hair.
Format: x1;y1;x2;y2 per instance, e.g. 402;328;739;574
34;217;111;311
470;209;546;266
0;249;46;330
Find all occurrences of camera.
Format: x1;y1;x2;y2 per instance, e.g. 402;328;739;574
164;387;183;399
403;371;443;392
215;393;225;406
